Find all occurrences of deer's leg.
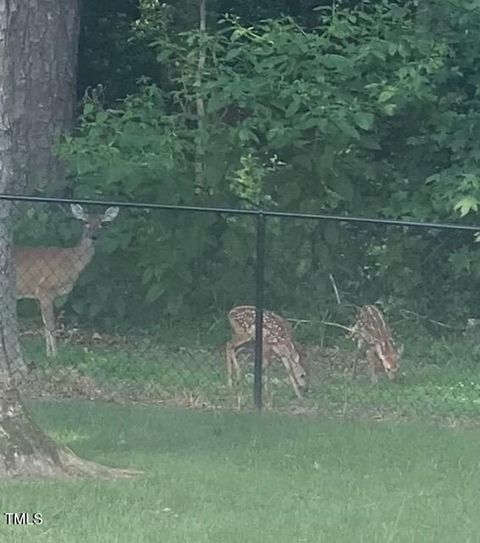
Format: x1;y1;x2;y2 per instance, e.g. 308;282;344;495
350;339;363;381
278;355;303;399
225;341;240;387
225;337;250;387
39;297;57;357
291;376;303;399
366;348;379;385
350;351;360;380
225;341;234;387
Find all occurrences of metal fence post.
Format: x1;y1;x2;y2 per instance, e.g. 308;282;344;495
254;212;266;411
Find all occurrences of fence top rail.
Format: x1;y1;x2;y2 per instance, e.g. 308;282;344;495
1;193;479;232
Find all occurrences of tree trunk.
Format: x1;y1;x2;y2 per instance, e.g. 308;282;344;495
194;0;207;195
11;0;81;193
0;0;140;479
0;385;140;478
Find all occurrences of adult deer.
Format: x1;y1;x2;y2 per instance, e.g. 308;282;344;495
349;304;401;383
225;305;308;399
14;204;119;357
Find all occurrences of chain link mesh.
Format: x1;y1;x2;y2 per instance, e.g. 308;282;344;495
10;199;480;422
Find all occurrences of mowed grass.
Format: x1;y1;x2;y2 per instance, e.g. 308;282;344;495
0;402;480;542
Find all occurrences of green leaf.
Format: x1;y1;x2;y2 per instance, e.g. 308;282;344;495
96;111;108;124
225;48;242;61
238;127;255;142
231;29;244;42
323;54;350;70
334;118;360;139
378;89;395;103
353;112;374;131
83;102;94;116
286;97;301;117
454;196;479;217
146;283;165;303
383;103;397;116
388;43;398;55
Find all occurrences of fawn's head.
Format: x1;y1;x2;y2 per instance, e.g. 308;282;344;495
373;341;402;381
71;204;119;241
357;304;402;381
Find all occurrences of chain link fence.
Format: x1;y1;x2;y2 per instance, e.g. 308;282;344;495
7;195;480;422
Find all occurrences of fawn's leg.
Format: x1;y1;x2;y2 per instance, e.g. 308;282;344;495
350;339;363;380
226;337;250;387
366;348;379;385
279;356;303;398
39;297;57;357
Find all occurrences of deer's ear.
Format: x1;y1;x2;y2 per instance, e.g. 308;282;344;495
102;207;119;222
70;204;88;221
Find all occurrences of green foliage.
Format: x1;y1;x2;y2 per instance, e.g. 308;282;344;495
54;0;480;327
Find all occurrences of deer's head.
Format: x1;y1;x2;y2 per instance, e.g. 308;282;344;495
374;341;402;381
70;204;119;241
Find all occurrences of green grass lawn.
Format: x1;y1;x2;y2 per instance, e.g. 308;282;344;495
1;401;480;542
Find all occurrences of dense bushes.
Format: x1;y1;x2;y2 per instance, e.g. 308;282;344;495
20;0;480;333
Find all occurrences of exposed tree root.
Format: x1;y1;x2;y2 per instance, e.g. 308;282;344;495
57;447;142;479
0;387;142;479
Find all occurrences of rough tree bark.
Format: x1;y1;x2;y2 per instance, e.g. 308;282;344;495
11;0;81;192
194;0;207;195
0;1;140;479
